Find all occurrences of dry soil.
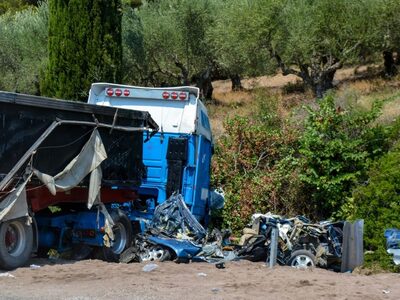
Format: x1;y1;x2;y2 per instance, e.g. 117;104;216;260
1;258;399;300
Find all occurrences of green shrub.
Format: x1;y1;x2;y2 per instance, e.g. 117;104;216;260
347;142;400;270
297;94;388;218
211;92;306;232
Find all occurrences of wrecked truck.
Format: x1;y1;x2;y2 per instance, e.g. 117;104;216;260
0;83;216;270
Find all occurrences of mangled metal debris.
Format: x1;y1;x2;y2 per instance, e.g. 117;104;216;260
236;212;363;272
121;195;362;272
385;229;400;265
121;194;233;264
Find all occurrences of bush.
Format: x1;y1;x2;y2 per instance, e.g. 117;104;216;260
347;142;400;270
0;2;48;94
211;92;306;232
297;94;388;219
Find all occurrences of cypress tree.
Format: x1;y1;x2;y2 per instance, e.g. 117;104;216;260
41;0;122;101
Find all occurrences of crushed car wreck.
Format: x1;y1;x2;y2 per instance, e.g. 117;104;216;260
120;196;363;272
120;194;231;264
236;213;345;270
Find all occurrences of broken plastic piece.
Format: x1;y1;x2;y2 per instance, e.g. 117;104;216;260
142;263;159;272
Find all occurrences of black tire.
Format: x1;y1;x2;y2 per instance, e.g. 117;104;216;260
0;218;34;270
97;210;133;262
120;246;139;264
287;249;316;269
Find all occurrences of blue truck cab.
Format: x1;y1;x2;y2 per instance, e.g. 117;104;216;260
88;83;213;224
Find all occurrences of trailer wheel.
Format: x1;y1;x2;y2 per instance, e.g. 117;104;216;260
98;210;133;262
288;250;316;269
0;218;33;270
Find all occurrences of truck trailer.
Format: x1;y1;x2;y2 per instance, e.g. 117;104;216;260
0;83;214;270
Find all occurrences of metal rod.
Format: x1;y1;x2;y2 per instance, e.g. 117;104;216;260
58;119;155;133
269;227;278;268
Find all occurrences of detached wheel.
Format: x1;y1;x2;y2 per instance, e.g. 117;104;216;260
97;210;133;262
139;245;171;262
288;250;316;269
0;218;33;270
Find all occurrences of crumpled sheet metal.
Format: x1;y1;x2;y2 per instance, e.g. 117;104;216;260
238;212;352;270
98;203;115;247
340;220;364;272
387;249;400;265
33;129;107;209
127;195;235;264
384;228;400;265
150;193;206;241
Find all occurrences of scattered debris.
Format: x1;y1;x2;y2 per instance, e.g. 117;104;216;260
215;262;225;269
385;229;400;265
121;194;234;265
30;264;41;270
0;272;15;278
236;212;348;271
142;263;159;272
121;196;362;273
382;290;391;294
48;249;60;260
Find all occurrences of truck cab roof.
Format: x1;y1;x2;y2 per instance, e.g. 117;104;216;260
88;83;212;142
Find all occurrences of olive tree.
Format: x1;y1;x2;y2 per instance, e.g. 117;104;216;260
379;0;400;77
271;0;378;97
0;2;48;94
123;0;222;98
208;0;279;90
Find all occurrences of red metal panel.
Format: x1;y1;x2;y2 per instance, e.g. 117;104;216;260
27;186;138;212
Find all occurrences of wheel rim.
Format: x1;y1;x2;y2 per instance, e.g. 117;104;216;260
140;247;165;262
291;254;314;268
4;221;26;257
111;222;127;255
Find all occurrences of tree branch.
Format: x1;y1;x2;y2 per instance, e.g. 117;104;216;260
270;49;302;77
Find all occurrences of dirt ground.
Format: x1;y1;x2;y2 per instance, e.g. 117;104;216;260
1;258;399;300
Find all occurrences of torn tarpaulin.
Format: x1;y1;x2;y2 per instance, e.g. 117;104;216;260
0;176;30;222
33;129;107;209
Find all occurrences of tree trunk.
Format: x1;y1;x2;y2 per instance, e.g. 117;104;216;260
312;68;336;99
383;51;398;78
272;51;342;98
194;68;213;99
230;74;243;91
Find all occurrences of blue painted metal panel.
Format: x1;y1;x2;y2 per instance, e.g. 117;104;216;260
191;136;212;219
140;129;212;221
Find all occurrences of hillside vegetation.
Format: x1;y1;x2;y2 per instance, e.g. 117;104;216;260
210;71;400;271
1;0;400;269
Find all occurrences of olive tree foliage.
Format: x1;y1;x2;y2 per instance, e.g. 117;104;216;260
0;1;48;94
271;0;379;97
378;0;400;77
208;0;278;86
0;0;40;15
122;0;223;98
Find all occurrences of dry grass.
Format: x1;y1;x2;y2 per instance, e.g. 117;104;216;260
208;90;256;139
208;67;400;138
